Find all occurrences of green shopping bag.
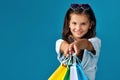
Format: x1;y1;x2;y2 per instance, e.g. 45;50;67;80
64;66;70;80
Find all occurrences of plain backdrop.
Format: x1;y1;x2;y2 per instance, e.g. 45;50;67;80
0;0;120;80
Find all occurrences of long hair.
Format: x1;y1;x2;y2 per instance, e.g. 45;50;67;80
62;4;96;43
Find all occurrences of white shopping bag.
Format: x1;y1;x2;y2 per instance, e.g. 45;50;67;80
70;65;78;80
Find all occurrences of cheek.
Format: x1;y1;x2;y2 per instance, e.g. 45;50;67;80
83;27;89;33
69;27;73;32
84;25;91;31
68;26;72;32
69;25;74;30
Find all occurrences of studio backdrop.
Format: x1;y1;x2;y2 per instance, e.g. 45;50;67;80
0;0;120;80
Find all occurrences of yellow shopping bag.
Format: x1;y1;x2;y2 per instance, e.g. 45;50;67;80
48;63;68;80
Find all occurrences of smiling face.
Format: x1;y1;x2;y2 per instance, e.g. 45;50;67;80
69;13;92;40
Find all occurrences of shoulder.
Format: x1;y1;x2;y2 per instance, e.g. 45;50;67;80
88;37;101;46
56;39;64;44
88;37;101;56
88;37;101;41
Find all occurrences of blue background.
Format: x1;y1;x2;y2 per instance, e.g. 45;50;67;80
0;0;120;80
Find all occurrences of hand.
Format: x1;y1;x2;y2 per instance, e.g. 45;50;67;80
60;41;70;57
60;39;95;57
72;39;95;55
60;41;76;57
69;39;89;55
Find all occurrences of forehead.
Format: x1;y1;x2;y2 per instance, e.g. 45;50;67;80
70;13;89;22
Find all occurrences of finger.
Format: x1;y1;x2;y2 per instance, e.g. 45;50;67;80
69;43;73;54
73;44;78;54
68;48;72;54
64;50;67;56
64;49;69;57
64;53;68;58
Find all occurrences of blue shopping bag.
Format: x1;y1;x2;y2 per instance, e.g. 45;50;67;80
76;64;88;80
71;54;88;80
75;56;88;80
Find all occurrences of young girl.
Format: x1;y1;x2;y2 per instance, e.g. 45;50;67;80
56;4;101;80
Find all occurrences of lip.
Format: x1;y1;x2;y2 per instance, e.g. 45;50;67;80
75;31;83;35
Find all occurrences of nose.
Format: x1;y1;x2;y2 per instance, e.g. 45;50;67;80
76;25;81;30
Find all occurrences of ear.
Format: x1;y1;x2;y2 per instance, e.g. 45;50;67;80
89;22;93;29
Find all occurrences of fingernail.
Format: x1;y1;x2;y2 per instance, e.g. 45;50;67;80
69;48;72;52
66;54;69;58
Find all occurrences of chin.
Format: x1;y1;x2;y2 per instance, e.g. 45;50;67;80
74;36;83;39
76;35;83;38
73;34;84;39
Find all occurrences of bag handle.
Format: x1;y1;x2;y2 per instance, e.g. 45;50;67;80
61;53;82;66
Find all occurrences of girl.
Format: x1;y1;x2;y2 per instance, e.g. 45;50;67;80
56;4;101;80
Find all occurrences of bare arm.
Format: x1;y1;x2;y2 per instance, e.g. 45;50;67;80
60;39;96;57
86;40;96;55
60;40;70;56
73;39;96;55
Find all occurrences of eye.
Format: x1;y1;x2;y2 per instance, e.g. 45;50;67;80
81;22;87;25
72;22;77;25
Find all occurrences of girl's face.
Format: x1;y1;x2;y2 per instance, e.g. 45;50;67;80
69;13;92;40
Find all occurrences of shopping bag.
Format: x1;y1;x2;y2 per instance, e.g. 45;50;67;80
48;55;72;80
48;63;67;80
69;54;88;80
63;55;72;80
64;66;70;80
48;53;88;80
75;56;88;80
70;65;78;80
76;64;88;80
57;64;68;79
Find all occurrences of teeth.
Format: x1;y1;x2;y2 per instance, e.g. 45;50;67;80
75;31;82;34
77;31;81;32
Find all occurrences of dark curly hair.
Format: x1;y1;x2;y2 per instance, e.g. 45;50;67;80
62;4;96;43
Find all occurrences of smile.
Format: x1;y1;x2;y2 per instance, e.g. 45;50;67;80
75;31;83;35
